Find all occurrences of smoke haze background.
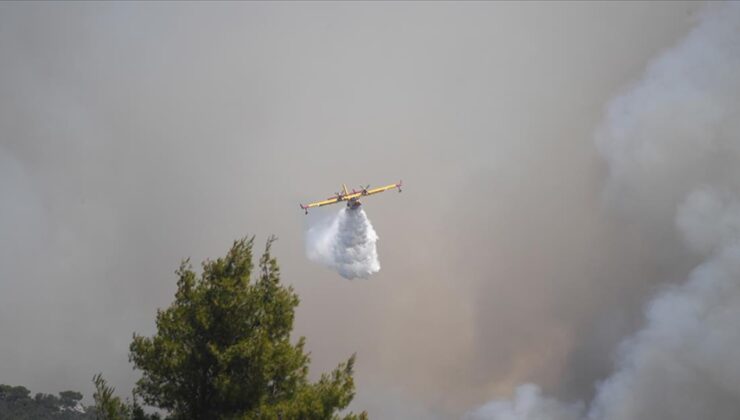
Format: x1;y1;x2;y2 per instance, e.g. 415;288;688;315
305;207;381;279
468;3;740;419
0;2;715;418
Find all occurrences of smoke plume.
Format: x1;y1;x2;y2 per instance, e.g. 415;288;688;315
305;207;381;279
468;4;740;420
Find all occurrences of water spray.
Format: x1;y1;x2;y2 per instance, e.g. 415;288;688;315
305;207;381;279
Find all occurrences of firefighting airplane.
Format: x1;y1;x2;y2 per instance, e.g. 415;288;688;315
300;181;402;214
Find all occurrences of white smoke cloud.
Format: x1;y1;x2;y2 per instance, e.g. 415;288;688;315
469;4;740;420
305;207;381;279
675;188;740;257
465;384;584;420
587;241;740;420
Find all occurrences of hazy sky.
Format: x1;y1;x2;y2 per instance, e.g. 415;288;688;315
0;2;705;418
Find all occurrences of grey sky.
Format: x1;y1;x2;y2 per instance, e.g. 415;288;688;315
0;2;702;418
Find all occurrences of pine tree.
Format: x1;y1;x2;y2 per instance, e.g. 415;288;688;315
129;237;366;420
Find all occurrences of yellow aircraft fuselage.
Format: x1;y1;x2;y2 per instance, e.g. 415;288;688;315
300;181;402;214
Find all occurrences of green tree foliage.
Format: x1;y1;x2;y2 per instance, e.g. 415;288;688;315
0;384;93;420
91;374;159;420
93;374;160;420
129;237;366;420
59;391;84;409
92;374;128;420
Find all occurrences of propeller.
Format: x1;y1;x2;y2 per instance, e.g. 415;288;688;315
359;184;370;194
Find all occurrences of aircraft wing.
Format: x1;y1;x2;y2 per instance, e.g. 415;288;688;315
344;191;363;200
302;197;340;209
365;182;401;196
